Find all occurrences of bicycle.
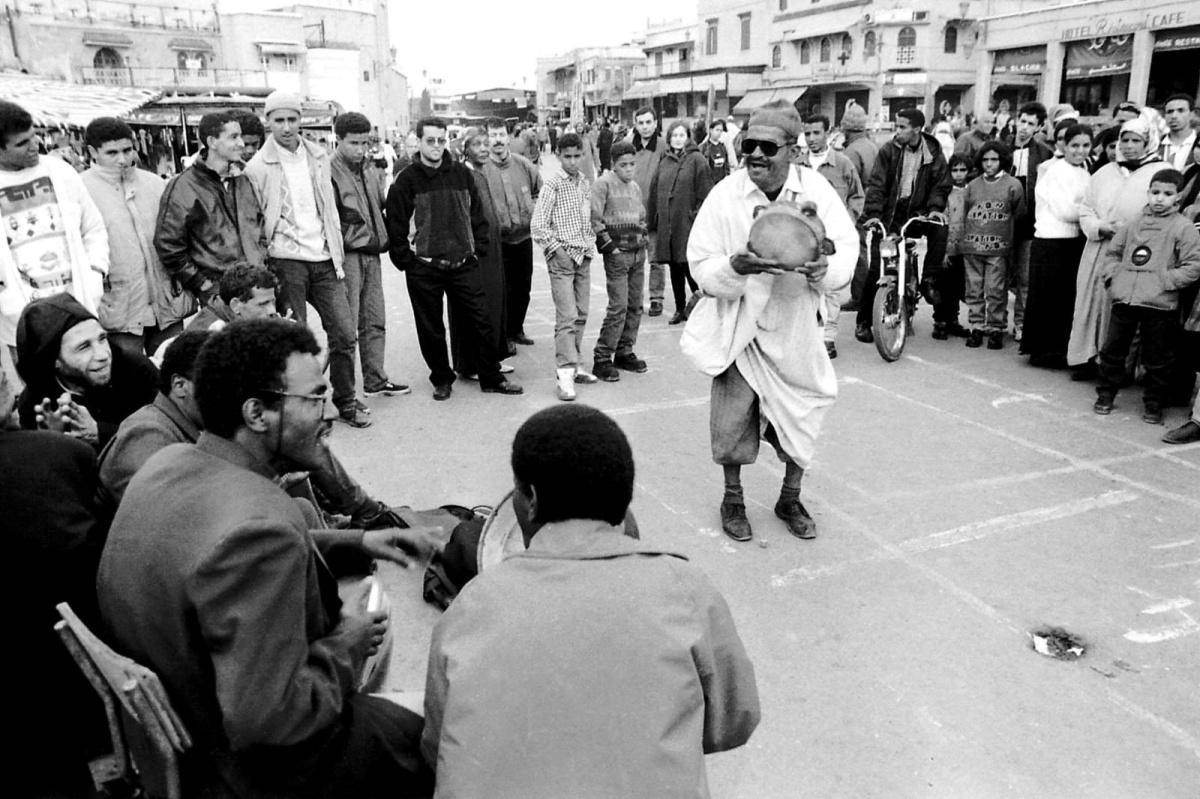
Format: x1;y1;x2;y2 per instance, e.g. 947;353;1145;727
861;215;946;362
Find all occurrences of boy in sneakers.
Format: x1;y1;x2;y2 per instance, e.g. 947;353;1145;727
590;141;648;382
1094;168;1200;424
961;141;1025;350
532;133;597;401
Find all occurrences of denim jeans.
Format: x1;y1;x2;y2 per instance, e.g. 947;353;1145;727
1097;302;1175;409
547;250;590;368
648;260;666;304
594;248;645;362
964;253;1009;333
271;258;358;411
342;252;389;391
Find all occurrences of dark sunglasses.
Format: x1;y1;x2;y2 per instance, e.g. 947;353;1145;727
741;138;784;157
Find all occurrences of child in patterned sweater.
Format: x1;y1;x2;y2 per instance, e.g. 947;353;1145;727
960;141;1026;350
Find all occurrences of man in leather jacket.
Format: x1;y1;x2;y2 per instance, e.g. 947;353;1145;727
154;111;267;308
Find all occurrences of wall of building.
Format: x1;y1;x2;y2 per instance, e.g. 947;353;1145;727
219;10;307;94
0;0;224;84
978;0;1198;120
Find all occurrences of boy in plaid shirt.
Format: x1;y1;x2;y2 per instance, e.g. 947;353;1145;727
532;132;597;401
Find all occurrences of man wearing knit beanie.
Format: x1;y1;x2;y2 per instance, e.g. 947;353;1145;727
682;99;858;544
245;90;373;427
836;101;878;313
14;293;157;448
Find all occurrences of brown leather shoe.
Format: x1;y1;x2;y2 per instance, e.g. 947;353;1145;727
775;498;817;539
720;501;752;542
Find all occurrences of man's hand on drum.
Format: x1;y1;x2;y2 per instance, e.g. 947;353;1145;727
731;247;787;275
361;526;441;568
798;253;829;283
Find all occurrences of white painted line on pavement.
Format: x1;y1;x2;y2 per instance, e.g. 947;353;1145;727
897;490;1139;554
607;396;709;417
1104;687;1200;758
990;394;1049;408
767;491;1138;587
899;355;1200;473
1150;539;1197;550
1140;598;1194;614
842;374;1200;513
1154;558;1200;569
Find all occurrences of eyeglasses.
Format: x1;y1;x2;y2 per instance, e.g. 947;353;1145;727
258;388;332;410
740;138;784;157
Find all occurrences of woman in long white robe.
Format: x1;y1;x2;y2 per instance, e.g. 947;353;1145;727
1067;119;1166;368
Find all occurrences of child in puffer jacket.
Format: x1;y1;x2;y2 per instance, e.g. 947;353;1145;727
1094;168;1200;424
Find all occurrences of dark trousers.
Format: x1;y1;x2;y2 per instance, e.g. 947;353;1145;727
342;251;390;391
502;238;534;338
857;218;952;326
1098;303;1175;409
208;694;433;798
108;321;183;360
668;260;698;312
405;260;502;388
271;258;359;412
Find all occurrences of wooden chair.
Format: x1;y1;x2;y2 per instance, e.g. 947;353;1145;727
54;602;192;799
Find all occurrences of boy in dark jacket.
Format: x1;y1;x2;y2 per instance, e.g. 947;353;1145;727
1094;169;1200;423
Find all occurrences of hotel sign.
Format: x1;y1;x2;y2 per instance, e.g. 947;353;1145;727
1061;11;1185;40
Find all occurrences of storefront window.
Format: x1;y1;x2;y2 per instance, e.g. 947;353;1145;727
1148;26;1200;108
1063;36;1132;116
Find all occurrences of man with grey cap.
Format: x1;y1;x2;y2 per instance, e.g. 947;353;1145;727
245;90;370;428
683;100;858;543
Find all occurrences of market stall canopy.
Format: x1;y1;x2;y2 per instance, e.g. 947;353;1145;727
127;93;340;128
0;71;160;128
732;84;808;115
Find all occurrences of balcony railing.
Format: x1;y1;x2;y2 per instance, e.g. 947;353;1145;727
13;0;219;32
632;63;692;80
79;66;270;89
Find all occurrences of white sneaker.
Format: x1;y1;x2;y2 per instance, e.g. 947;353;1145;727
556;367;577;401
574;367;598;384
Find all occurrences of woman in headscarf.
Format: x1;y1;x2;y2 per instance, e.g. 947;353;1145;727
449;127;509;379
1020;123;1092;368
1066;112;1167;377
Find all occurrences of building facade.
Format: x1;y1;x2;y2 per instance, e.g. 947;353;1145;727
759;0;982;126
625;3;769;123
536;46;642;124
977;0;1199;121
0;0;408;137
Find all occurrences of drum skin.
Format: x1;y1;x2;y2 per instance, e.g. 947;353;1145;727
746;201;828;269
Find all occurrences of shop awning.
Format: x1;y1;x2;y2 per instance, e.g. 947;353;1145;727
168;38;214;52
256;41;306;55
992;45;1046;75
0;72;160;128
1154;26;1200;52
732;84;807;115
82;31;133;48
623;80;658;100
1065;36;1132;79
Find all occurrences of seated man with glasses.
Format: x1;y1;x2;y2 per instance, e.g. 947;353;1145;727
97;319;434;798
683;100;858;544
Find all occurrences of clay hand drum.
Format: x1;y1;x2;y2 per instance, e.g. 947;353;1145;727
746;200;835;270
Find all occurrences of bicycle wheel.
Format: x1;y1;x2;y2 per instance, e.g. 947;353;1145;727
871;280;907;362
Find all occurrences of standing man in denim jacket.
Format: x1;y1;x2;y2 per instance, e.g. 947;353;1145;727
331;112;409;398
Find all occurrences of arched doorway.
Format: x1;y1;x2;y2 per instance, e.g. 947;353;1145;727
93;47;123;69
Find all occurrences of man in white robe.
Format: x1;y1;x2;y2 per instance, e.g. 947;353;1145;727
683;101;857;542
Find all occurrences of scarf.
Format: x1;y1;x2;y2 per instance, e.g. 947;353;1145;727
632;130;659;153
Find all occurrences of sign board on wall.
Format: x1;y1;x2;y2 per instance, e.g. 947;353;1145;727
1154;25;1200;51
992;46;1047;75
1064;36;1132;79
1061;10;1186;40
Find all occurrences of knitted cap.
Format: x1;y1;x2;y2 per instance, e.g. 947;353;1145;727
841;101;868;131
264;90;303;118
748;100;803;139
14;293;96;384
